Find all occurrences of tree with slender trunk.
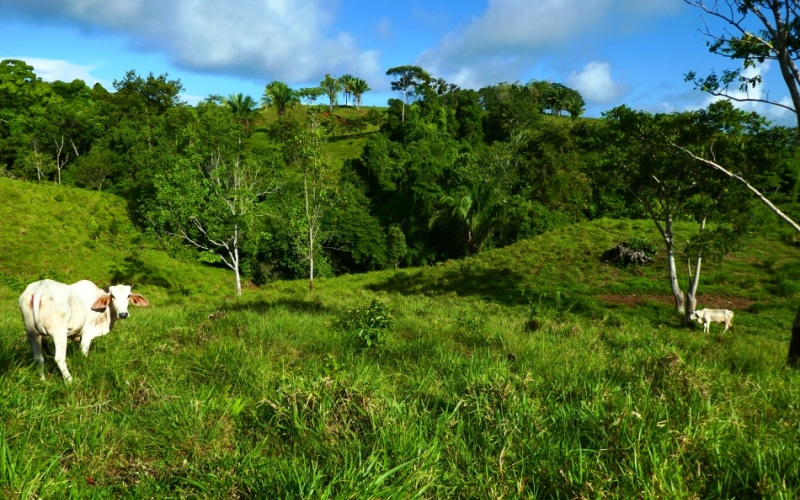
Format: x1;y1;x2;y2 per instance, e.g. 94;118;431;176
147;151;281;296
261;81;299;119
386;65;431;122
602;103;758;320
684;0;800;365
285;126;333;293
350;77;371;110
320;74;341;112
338;74;355;107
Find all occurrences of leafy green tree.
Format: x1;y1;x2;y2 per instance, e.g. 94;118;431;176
320;74;341;112
386;224;407;268
0;59;57;176
147;151;281;296
105;70;185;199
261;81;299;119
603;102;764;318
429;183;503;255
285;126;335;292
298;87;325;106
564;91;586;120
685;0;800;365
349;77;371;111
224;93;258;136
479;82;542;143
386;65;431;122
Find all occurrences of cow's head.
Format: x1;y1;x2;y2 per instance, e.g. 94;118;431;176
91;284;151;318
689;309;705;322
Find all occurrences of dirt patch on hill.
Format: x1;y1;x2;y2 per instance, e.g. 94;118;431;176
598;294;753;310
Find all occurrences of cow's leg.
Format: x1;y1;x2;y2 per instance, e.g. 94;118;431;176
52;334;72;382
26;330;45;380
79;333;94;356
704;322;710;334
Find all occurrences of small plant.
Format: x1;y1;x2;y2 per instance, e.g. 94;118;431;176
339;298;393;347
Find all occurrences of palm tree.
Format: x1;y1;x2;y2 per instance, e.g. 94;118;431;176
338;74;355;107
224;93;258;136
349;77;370;110
429;185;502;255
261;81;299;118
320;74;341;112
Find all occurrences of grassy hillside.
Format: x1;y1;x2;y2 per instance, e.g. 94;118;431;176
1;178;799;498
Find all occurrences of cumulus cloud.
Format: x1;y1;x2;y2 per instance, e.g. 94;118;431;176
568;61;624;104
416;0;682;89
0;0;382;85
10;57;103;86
704;61;796;124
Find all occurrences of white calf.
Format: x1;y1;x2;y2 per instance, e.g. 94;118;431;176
691;308;734;333
19;279;150;382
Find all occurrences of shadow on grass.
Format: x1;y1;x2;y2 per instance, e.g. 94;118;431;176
367;266;527;305
109;254;174;289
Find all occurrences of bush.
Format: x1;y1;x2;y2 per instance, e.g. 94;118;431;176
338;298;394;347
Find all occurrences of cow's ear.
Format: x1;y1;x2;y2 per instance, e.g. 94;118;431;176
130;294;150;307
91;294;110;312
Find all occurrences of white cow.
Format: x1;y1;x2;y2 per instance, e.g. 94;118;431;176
690;308;734;334
19;279;150;382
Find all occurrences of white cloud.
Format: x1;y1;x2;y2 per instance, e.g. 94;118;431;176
9;57;102;85
568;61;624;104
416;0;683;90
0;0;383;85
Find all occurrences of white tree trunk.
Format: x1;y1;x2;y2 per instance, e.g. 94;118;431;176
665;215;686;314
308;225;315;293
233;247;242;297
685;217;705;323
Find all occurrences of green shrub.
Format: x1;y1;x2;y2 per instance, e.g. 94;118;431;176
339;298;394;347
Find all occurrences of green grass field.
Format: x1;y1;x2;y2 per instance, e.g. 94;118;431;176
1;178;799;498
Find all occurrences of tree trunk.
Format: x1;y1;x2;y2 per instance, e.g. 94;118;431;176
665;216;686;314
233;248;242;296
309;253;314;293
685;218;705;323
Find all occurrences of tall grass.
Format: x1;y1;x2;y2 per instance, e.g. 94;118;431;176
1;180;800;497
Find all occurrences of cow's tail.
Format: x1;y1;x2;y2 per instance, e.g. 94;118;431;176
30;287;44;334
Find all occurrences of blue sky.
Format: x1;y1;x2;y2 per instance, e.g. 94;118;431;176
0;0;794;124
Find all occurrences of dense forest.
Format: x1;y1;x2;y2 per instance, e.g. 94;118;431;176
2;58;799;302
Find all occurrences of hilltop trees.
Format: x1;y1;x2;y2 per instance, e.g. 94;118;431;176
349;77;370;110
320;74;341;111
338;74;355;107
262;81;299;118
